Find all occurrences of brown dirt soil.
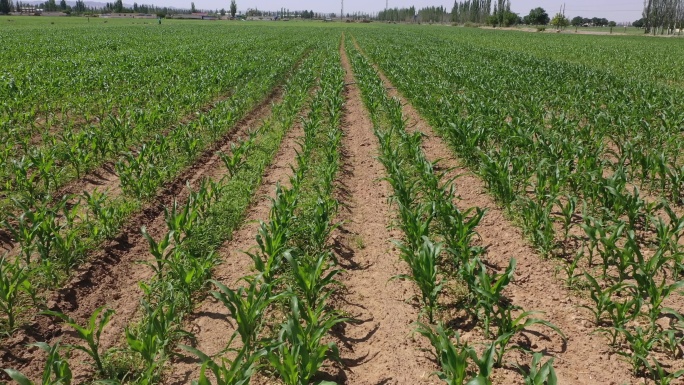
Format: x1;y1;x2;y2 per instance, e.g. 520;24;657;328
0;86;285;384
165;104;305;385
351;37;641;384
329;35;438;385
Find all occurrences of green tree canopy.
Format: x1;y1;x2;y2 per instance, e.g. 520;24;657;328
230;0;236;17
0;0;11;13
524;7;549;25
550;12;569;29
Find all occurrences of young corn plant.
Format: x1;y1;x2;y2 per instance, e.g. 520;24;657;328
394;237;443;323
633;269;684;329
42;307;114;376
181;345;265;385
415;322;471;384
285;252;341;313
83;190;127;241
3;341;73;385
643;356;684;385
218;138;251;178
471;259;516;336
467;340;497;385
492;308;565;368
616;326;661;376
266;296;344;385
512;352;557;385
164;197;199;245
141;227;174;280
209;278;287;351
0;255;34;332
579;273;625;326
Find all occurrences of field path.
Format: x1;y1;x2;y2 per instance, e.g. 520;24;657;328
0;85;286;382
350;36;639;385
330;35;437;385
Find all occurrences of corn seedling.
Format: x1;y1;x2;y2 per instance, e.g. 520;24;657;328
42;307;114;375
210;278;286;350
0;255;34;332
512;352;557;385
492;309;565;367
394;237;443;323
141;227;174;280
415;322;471;384
285;252;341;312
181;345;265;385
579;273;626;326
3;341;72;385
471;259;516;337
266;296;344;385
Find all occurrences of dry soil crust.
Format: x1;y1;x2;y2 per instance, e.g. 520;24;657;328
349;36;638;384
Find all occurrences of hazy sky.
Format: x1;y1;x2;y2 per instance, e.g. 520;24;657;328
180;0;644;22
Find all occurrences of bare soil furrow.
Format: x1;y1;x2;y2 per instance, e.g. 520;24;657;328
333;35;437;385
352;38;639;384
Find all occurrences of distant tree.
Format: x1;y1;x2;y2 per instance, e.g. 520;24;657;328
229;0;236;16
608;21;616;27
113;0;122;12
219;7;225;15
550;12;569;29
571;16;583;26
524;7;549;25
0;0;10;13
632;17;645;27
59;0;66;9
75;0;85;12
190;1;196;12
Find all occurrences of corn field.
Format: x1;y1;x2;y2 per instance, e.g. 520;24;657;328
1;17;684;385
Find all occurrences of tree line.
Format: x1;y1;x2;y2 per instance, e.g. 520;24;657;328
1;0;242;16
640;0;684;34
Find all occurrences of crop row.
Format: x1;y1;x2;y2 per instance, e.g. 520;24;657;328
0;27;315;226
353;28;684;382
0;39;317;338
344;36;564;384
2;39;330;385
